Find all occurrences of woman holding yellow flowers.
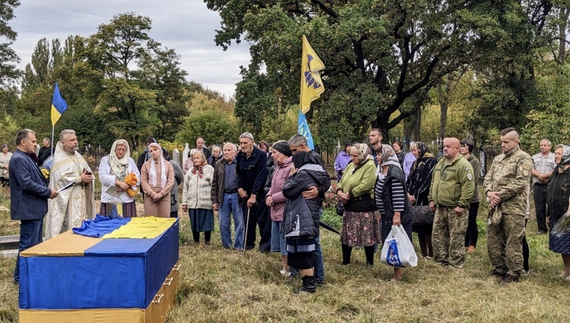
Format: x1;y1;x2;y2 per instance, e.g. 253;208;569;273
98;139;141;217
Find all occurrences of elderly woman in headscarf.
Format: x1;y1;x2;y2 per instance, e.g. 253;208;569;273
406;141;438;258
375;144;413;281
336;143;380;266
98;139;141;217
282;151;328;293
141;142;175;217
547;144;570;279
182;150;215;245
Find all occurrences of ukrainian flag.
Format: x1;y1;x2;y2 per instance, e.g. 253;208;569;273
50;82;68;126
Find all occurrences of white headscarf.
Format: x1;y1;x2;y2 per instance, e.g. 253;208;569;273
148;143;167;188
109;139;130;181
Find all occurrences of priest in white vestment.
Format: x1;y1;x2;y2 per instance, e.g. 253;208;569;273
45;129;95;239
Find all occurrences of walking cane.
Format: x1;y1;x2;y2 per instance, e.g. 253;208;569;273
243;206;251;252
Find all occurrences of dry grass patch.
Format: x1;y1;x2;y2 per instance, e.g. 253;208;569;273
1;206;570;322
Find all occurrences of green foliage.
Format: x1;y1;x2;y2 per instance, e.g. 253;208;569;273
207;0;525;149
0;0;21;88
0;113;19;146
13;13;213;150
522;61;570;151
176;109;240;146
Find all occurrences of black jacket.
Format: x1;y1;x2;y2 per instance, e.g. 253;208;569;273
282;164;328;238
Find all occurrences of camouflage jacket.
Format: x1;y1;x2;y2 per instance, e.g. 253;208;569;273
483;146;532;215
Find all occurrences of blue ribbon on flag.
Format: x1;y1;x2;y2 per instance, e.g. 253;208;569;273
297;109;314;150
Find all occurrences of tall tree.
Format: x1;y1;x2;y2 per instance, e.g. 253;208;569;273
87;13;164;148
0;0;20;88
206;0;495;148
466;1;553;135
135;47;190;141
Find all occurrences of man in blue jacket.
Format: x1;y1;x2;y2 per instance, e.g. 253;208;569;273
10;129;58;284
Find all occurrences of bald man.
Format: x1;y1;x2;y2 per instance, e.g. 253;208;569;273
484;128;533;284
428;137;475;268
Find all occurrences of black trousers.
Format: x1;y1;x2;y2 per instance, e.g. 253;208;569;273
533;184;548;232
465;202;480;247
242;198;272;251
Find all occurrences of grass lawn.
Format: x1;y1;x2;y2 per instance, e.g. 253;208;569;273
1;197;570;322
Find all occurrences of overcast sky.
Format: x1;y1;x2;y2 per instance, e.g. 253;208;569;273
10;0;250;98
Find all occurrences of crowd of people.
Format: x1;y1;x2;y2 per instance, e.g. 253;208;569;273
6;126;570;292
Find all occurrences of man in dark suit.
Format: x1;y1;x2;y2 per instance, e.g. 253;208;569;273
9;129;58;284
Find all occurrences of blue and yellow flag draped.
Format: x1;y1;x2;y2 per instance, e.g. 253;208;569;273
300;35;325;115
50;82;68;126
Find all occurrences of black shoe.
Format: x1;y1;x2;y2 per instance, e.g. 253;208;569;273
500;275;520;285
489;269;507;278
294;276;316;294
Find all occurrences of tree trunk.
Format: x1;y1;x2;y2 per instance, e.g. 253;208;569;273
438;83;448;141
559;6;568;63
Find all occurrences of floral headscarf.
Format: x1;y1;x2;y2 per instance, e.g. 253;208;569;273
354;143;371;164
379;144;401;168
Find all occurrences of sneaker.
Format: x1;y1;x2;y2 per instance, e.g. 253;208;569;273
280;269;291;277
466;246;476;253
537;231;547;235
500;275;520;285
488;269;507;278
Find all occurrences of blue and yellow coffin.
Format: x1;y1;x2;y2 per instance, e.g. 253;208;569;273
18;217;179;323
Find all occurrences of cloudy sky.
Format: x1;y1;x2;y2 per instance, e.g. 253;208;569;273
10;0;251;98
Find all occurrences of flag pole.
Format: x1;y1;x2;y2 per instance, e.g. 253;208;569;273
50;125;55;158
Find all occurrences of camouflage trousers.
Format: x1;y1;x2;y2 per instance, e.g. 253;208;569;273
487;212;525;277
432;206;468;267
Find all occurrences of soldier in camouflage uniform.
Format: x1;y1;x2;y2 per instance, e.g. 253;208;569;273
483;128;533;284
428;137;475;268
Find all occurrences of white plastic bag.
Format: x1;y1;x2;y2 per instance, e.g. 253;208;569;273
380;225;418;268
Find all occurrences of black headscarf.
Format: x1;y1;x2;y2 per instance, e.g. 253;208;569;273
293;151;312;169
415;141;431;160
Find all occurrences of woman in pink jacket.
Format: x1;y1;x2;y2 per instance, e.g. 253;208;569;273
265;141;293;276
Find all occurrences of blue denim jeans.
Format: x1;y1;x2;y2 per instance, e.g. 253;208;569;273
15;219;43;282
314;208;324;284
218;192;244;250
271;221;287;255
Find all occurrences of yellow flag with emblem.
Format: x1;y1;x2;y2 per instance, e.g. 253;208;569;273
300;35;325;114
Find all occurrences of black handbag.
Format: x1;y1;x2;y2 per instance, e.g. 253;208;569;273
345;194;376;212
335;201;345;216
411;205;435;226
